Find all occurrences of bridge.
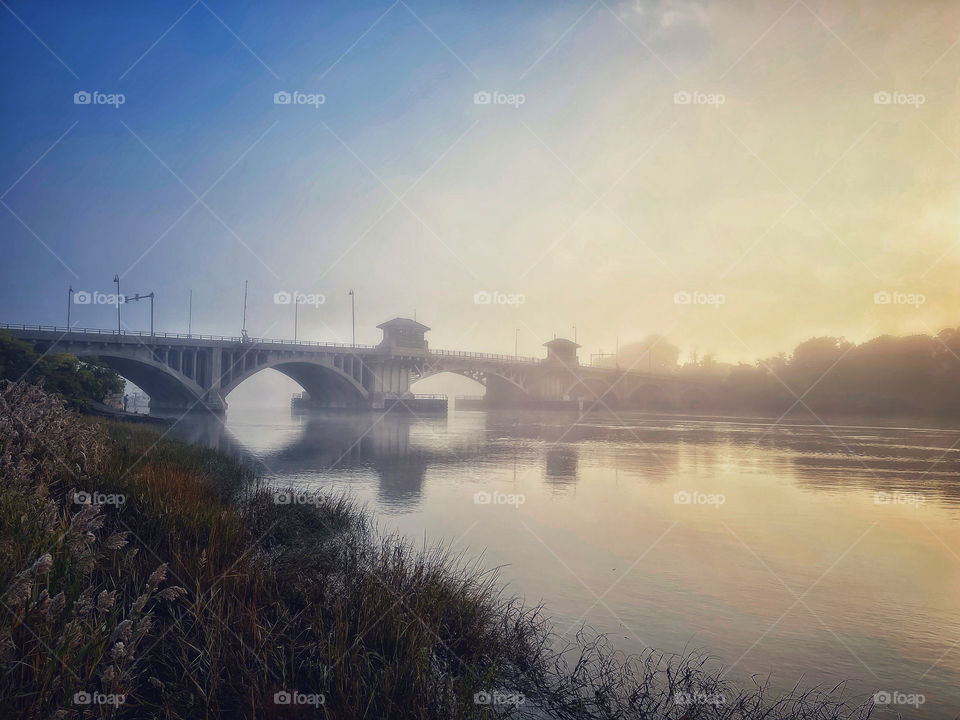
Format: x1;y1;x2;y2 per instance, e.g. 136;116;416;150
1;318;715;415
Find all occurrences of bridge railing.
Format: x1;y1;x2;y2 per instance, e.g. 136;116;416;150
0;323;378;349
427;349;540;363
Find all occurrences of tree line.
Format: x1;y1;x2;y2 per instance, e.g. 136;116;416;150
603;329;960;417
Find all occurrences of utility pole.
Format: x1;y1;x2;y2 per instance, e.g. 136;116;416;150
349;289;355;347
67;286;73;330
113;274;121;334
188;289;193;335
242;280;248;335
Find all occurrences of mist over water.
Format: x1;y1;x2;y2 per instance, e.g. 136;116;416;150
174;400;960;718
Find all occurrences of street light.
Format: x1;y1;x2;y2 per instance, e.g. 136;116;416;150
348;289;356;347
572;325;577;343
113;274;121;334
293;295;300;343
67;286;73;330
126;292;155;337
515;328;519;360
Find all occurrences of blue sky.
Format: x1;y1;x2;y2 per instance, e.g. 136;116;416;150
2;0;959;364
1;0;609;348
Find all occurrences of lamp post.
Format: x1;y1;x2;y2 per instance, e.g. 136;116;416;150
294;295;299;343
348;289;355;347
113;274;121;334
242;280;248;335
67;286;73;330
188;289;192;336
515;328;519;360
572;325;577;343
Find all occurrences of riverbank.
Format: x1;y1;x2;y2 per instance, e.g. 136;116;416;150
0;381;876;718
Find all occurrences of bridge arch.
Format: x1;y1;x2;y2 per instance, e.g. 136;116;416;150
409;369;487;393
625;383;669;410
220;357;369;407
413;368;529;395
679;386;714;411
564;377;621;405
66;348;208;410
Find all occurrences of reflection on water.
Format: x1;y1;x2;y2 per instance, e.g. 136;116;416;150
172;407;960;718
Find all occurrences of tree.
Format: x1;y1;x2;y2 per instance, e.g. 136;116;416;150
616;334;681;373
0;331;125;408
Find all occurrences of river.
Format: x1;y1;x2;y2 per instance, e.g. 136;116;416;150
173;404;960;718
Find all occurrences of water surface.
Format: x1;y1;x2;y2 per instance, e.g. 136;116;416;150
175;406;960;718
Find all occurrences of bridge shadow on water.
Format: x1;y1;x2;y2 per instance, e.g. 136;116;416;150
170;410;465;511
167;408;960;513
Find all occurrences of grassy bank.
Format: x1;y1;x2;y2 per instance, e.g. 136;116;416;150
0;381;874;719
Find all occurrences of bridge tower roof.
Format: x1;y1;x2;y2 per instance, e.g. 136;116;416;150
543;337;581;365
376;317;431;332
543;337;581;350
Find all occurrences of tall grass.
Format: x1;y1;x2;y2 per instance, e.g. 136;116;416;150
0;380;876;719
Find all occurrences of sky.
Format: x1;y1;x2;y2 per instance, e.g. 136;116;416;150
2;0;960;377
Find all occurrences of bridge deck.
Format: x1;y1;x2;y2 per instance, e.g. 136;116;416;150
0;322;712;385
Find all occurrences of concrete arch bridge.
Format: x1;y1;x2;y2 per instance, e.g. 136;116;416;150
1;319;716;414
